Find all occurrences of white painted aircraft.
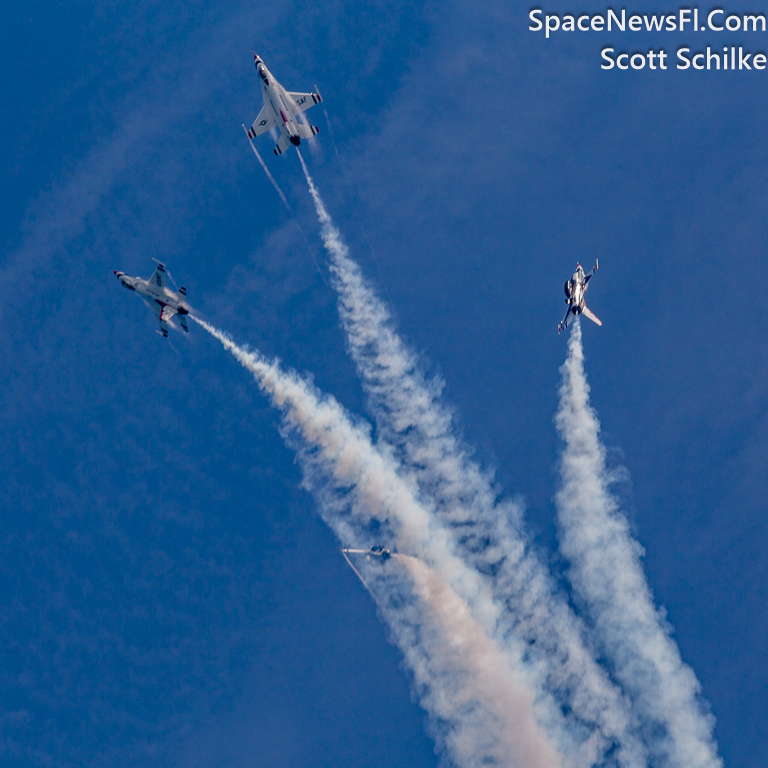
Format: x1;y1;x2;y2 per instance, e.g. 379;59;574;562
245;53;322;155
341;546;392;562
113;261;189;338
559;260;601;333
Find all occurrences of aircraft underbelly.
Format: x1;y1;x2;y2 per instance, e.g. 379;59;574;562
270;88;299;135
266;90;287;122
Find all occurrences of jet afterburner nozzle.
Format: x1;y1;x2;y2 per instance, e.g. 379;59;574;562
290;136;301;146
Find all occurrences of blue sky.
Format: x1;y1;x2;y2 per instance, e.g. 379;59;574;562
1;1;766;766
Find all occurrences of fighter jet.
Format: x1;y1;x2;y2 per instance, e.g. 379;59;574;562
245;54;322;156
558;260;602;333
113;261;189;338
341;546;392;562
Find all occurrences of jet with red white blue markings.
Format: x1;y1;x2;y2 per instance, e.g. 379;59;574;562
113;261;190;338
558;260;602;334
245;54;322;156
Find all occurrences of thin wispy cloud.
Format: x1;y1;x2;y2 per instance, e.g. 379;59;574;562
0;2;269;315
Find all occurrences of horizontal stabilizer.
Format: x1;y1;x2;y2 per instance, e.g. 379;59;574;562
582;305;602;327
296;123;319;140
273;133;292;156
558;303;576;334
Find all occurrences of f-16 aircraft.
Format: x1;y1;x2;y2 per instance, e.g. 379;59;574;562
341;546;392;562
559;260;602;333
113;261;189;338
245;54;322;156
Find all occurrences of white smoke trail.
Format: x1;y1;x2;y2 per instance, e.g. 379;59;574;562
396;554;561;768
192;315;563;768
555;321;722;768
295;151;645;768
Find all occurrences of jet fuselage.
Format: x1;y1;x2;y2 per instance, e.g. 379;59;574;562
255;56;302;146
114;264;189;337
568;266;587;314
114;272;187;315
246;55;321;155
559;260;601;333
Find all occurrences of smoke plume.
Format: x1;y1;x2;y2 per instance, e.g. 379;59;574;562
296;152;645;768
395;554;562;768
192;315;562;768
555;320;722;768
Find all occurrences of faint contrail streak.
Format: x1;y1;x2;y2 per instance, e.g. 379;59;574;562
242;127;326;283
242;125;292;211
340;549;386;613
295;150;645;768
191;315;563;768
555;320;722;768
322;109;339;156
